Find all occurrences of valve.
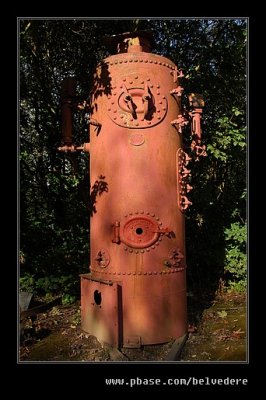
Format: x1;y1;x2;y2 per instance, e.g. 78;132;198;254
188;93;206;160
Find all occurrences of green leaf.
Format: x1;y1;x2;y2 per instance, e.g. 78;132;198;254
217;310;227;318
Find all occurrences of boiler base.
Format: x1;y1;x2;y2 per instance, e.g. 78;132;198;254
80;272;187;348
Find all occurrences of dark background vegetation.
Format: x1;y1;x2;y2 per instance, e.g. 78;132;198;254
19;18;247;303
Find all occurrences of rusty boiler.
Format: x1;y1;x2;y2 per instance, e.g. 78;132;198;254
59;31;205;350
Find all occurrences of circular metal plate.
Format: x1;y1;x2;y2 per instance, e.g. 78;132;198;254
121;215;159;248
95;249;110;268
107;75;167;128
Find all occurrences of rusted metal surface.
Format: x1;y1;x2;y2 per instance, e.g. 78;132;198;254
60;31;205;348
80;274;122;347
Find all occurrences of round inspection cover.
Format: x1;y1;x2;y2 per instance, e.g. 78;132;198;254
107;75;167;128
95;249;110;268
121;216;159;249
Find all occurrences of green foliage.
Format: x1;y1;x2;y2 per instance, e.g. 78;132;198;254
62;294;77;305
208;108;246;162
20;273;78;302
19;18;247;299
224;222;247;289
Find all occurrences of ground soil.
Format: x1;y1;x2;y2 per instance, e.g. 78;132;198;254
19;291;246;362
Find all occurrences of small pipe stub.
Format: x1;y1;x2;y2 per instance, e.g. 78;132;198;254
104;30;155;54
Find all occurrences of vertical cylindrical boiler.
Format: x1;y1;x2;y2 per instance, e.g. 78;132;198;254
81;32;191;348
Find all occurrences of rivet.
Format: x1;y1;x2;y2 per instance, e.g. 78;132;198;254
120;115;124;119
129;60;133;63
113;272;116;275
152;246;155;249
127;272;131;275
114;117;117;120
133;272;136;275
157;91;160;95
123;272;126;275
119;61;123;64
143;272;147;275
141;118;144;121
124;214;128;217
147;121;151;125
163;270;166;274
148;271;152;275
123;78;126;81
149;60;153;63
141;250;144;253
154;61;157;64
109;272;112;274
124;60;128;63
135;76;138;79
158;62;162;65
141;81;144;84
159;238;162;242
113;93;117;96
135;210;139;214
157;110;161;113
162;63;166;66
138;272;141;275
110;62;113;66
129;249;133;253
129;81;133;84
114;110;117;113
145;60;148;63
162;96;166;99
135;122;139;126
140;211;144;214
151;213;155;217
124;247;128;251
124;121;127;125
135;250;139;254
159;221;163;225
117;272;121;275
146;212;150;215
157;116;161;120
130;118;133;121
115;61;118;64
113;86;116;89
162;107;166;111
156;217;160;220
156;242;160;246
140;59;143;62
150;84;153;88
154;271;157;274
129;212;132;215
159;271;163;274
134;59;138;62
147;78;150;81
146;249;150;252
111;101;114;105
107;108;111;111
157;84;160;88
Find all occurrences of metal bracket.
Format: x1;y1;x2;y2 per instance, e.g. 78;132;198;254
124;335;141;348
112;221;120;244
171;114;189;134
